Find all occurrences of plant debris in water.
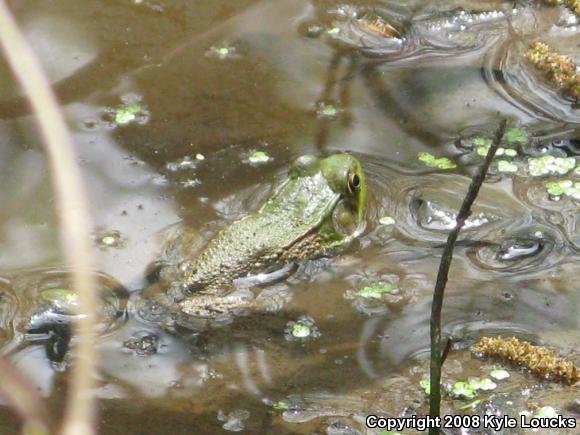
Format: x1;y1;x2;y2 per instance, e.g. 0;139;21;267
542;0;580;16
417;152;457;170
356;12;401;38
525;42;580;99
472;336;580;384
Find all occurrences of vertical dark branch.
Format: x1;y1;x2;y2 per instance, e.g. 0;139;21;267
428;120;507;433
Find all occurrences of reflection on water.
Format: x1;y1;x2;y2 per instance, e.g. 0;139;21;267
0;0;578;433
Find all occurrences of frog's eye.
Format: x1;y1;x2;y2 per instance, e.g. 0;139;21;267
347;171;361;194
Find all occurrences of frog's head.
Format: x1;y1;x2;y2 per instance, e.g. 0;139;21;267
284;153;367;249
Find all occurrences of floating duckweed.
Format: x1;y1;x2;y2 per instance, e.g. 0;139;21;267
451;381;478;399
469;378;497;391
292;323;311;337
115;103;143;125
418;152;457;170
472;336;580;384
327;27;341;35
207;45;238;60
490;369;510;381
472;136;492;148
526;42;580;99
534;406;558;418
315;102;341;119
476;145;492;157
379;216;395;226
284;315;320;341
247;151;272;164
101;236;117;246
476;144;518;158
272;401;289;411
528;155;576;176
357;282;397;299
505;128;529;145
546;179;572;196
497;160;518;173
379;432;402;435
96;230;124;249
419;378;431;395
546;180;580;199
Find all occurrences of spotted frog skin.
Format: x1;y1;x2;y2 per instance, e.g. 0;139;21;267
143;154;367;322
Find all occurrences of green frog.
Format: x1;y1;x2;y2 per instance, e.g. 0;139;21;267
139;153;367;325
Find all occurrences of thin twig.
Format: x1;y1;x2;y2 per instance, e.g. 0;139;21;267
428;120;507;433
0;3;100;435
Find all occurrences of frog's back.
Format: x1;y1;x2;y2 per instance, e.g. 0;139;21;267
183;171;340;293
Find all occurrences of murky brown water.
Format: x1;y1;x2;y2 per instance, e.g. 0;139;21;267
0;0;579;434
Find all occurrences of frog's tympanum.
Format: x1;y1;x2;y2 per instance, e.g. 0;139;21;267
140;154;366;324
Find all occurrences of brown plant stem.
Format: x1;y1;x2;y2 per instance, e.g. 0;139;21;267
0;2;99;435
428;120;507;434
0;357;52;434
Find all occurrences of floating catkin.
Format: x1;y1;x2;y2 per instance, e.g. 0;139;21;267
525;42;580;100
472;336;580;385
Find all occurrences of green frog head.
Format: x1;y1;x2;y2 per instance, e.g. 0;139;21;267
272;153;367;251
